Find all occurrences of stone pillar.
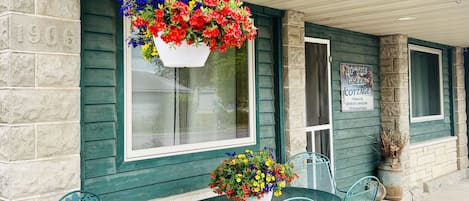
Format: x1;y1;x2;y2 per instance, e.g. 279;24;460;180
379;34;411;201
0;1;81;200
282;10;306;158
453;47;469;170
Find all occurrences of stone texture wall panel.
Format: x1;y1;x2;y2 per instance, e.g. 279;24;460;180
0;126;8;161
0;16;9;50
8;157;80;199
283;68;305;88
0;0;7;13
10;52;35;87
8;126;35;161
0;52;8;87
36;0;80;19
0;89;9;123
283;46;305;67
10;0;34;13
37;54;80;87
0;162;8;198
8;89;79;123
37;123;80;158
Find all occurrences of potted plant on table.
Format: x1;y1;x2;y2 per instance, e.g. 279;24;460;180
377;129;407;201
209;148;297;201
120;0;257;67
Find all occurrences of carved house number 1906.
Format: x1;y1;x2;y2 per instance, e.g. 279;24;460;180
16;24;74;48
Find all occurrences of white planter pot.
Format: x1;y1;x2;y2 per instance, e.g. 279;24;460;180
246;191;273;201
153;35;210;68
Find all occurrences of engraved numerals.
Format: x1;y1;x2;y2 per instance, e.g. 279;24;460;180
15;24;75;48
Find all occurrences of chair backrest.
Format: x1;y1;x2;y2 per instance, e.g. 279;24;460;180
58;190;102;201
283;197;315;201
287;152;335;194
343;176;380;201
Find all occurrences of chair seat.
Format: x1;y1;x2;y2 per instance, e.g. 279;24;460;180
58;190;102;201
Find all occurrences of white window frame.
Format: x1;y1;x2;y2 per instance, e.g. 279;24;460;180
123;18;257;162
304;37;335;175
408;44;444;123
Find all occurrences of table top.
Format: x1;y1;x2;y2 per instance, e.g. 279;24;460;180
202;187;342;201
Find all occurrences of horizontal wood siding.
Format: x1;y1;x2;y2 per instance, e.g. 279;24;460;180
409;39;453;143
81;1;280;200
305;23;381;190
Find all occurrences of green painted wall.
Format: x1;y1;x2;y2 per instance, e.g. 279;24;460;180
80;1;283;200
408;38;453;143
304;23;381;189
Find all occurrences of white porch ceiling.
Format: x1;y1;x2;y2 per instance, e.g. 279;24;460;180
245;0;469;47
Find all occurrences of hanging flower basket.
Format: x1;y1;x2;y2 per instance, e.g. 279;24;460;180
153;34;210;67
120;0;257;68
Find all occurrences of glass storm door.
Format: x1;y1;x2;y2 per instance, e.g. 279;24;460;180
305;38;334;173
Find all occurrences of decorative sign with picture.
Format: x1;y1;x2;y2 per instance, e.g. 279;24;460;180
340;63;374;112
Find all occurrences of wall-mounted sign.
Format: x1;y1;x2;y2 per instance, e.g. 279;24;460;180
340;63;374;112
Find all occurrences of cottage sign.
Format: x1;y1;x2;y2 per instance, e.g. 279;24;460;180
340;63;374;112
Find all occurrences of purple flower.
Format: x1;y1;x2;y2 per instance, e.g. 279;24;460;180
151;0;164;7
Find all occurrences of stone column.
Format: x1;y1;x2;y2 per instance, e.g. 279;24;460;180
379;34;411;201
0;1;81;200
282;10;306;158
453;47;469;170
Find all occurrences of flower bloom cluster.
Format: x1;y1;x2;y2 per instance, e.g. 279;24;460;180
209;148;297;201
120;0;257;63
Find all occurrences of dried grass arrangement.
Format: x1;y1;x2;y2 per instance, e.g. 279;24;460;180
379;129;407;169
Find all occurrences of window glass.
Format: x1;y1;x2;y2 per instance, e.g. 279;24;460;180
305;43;329;126
125;41;255;160
409;45;443;122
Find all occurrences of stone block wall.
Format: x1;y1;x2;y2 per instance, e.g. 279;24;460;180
282;10;307;158
0;1;81;200
408;138;458;186
453;47;469;170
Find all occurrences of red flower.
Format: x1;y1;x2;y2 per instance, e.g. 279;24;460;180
132;17;148;27
203;0;218;7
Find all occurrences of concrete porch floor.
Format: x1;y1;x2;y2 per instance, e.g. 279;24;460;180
423;178;469;201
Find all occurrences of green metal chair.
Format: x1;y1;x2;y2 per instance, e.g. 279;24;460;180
342;176;380;201
58;190;102;201
288;152;380;201
288;152;336;194
283;197;315;201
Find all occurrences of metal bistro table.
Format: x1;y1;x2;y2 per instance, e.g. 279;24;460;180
203;187;342;201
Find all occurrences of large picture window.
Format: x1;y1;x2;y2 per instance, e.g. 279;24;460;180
409;44;444;123
123;22;256;161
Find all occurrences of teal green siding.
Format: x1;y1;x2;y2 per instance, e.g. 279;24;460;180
80;1;283;200
305;23;381;189
409;38;453;143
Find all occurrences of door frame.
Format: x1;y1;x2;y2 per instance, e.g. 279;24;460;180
304;37;335;175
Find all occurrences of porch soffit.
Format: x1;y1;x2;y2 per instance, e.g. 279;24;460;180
245;0;469;47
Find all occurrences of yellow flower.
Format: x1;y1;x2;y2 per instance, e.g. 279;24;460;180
243;159;248;164
230;159;236;165
189;0;196;9
253;181;258;187
260;182;265;189
236;177;241;183
151;48;158;56
255;174;260;180
245;149;253;154
141;43;150;51
237;154;246;159
278;181;284;187
274;191;282;197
